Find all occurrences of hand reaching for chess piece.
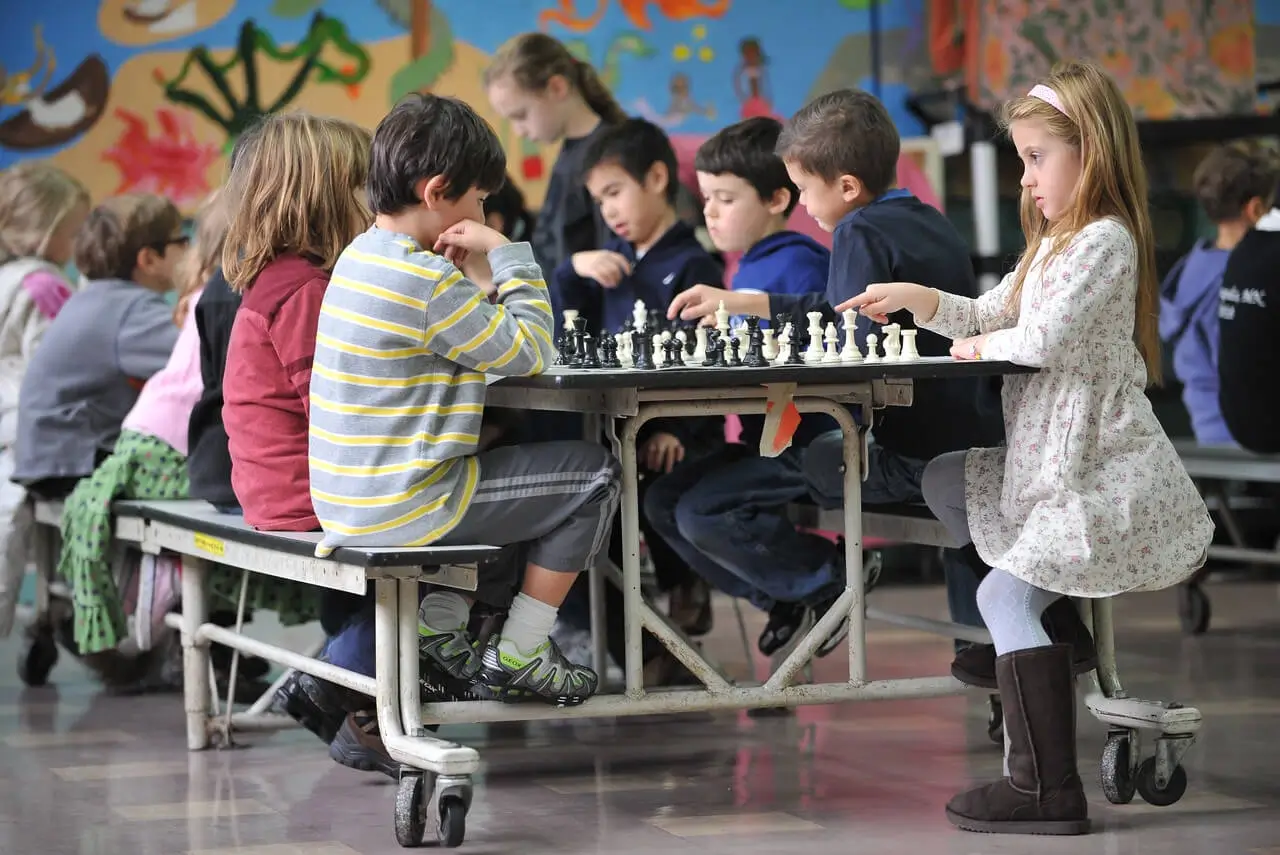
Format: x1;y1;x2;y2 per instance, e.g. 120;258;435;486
667;284;769;325
836;282;940;325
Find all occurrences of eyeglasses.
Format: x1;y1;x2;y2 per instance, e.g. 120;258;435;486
149;235;191;253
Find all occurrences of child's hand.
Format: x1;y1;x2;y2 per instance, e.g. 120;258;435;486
640;432;685;473
951;333;990;360
434;220;510;265
836;282;934;324
667;284;731;324
571;250;631;288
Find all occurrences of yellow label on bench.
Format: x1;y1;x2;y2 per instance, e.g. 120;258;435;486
193;533;225;557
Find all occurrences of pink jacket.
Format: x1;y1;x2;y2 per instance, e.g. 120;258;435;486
121;289;204;455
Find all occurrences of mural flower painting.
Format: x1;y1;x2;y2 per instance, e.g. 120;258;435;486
101;107;220;206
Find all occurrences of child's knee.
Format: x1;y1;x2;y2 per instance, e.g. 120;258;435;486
921;451;964;509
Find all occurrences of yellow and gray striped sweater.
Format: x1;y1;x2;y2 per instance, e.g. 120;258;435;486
308;226;555;556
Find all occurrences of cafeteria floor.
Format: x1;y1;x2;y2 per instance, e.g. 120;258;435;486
1;580;1277;855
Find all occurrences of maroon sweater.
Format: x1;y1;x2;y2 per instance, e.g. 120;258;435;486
223;254;327;531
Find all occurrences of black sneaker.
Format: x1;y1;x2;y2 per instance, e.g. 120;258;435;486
757;601;811;657
328;711;399;779
474;638;599;706
272;670;347;745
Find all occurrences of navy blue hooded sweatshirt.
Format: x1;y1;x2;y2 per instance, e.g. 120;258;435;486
1158;239;1233;446
552;220;724;333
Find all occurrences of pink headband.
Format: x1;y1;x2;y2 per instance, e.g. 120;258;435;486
1028;84;1068;116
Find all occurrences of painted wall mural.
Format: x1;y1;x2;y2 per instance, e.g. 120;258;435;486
0;0;1275;212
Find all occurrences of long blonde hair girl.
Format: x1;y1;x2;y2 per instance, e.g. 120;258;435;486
174;190;229;324
0;162;89;266
483;32;627;125
1000;61;1161;384
221;111;372;292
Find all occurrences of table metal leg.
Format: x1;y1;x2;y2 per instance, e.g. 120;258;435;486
618;416;646;697
181;556;212;750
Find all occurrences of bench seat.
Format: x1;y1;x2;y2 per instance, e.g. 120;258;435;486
790;501;955;548
1172;440;1280;483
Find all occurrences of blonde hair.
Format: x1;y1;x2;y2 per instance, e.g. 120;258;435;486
174;189;228;324
1001;61;1161;384
0;162;89;264
221;111;372;292
484;32;627;125
73;193;183;281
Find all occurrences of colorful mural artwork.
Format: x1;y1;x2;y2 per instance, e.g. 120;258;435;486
0;0;1275;212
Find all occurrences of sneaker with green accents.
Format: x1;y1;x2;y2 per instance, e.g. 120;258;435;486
475;638;599;706
418;627;481;699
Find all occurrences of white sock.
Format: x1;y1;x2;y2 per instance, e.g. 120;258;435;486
419;591;471;634
498;593;559;658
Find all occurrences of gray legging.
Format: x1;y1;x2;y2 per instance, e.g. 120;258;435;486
921;451;1057;655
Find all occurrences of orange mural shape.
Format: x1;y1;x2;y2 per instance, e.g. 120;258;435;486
539;0;730;32
101;107;220;206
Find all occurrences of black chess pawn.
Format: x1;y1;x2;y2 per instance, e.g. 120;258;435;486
712;336;729;367
743;316;767;368
785;331;805;365
633;331;655;370
727;334;742;367
663;338;684;368
554;332;570;366
600;335;620;369
581;332;600;369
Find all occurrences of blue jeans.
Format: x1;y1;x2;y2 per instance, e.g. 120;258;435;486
645;430;986;634
324;600;376;678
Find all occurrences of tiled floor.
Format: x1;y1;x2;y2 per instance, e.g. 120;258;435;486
2;580;1278;854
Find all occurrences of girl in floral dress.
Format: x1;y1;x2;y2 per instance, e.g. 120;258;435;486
841;61;1213;837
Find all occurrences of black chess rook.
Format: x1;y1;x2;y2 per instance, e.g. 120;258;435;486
633;331;655;370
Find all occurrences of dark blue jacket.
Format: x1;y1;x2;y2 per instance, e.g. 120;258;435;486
552;221;723;333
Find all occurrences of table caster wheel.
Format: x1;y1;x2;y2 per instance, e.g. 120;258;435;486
1099;732;1136;804
1136;757;1187;806
437;796;467;848
1177;584;1210;635
394;772;429;847
18;623;58;687
986;695;1003;745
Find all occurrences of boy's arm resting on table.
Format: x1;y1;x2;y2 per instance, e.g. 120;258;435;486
272;277;327;418
424;242;556;377
116;294;180;380
979;222;1129;367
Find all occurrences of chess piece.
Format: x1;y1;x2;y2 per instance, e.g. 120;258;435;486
602;335;621;369
647;309;663;336
786;322;805;365
821;322;840;363
633;331;655;370
651;333;665;367
900;328;920;361
581;333;600;369
711;336;729;367
693;326;709;363
882;323;902;361
840;309;862;363
702;329;720;367
864;333;881;363
633;300;647;332
727;333;742;367
774;323;790;365
665;338;685;368
743;316;767;368
562;309;579;333
803;311;825;363
715;300;730;337
761;327;777;362
614;332;630;368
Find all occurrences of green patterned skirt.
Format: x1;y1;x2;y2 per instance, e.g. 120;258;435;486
60;430;321;655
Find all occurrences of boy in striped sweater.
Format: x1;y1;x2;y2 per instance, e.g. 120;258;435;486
310;94;619;707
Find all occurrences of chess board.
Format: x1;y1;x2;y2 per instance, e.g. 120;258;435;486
490;356;1036;391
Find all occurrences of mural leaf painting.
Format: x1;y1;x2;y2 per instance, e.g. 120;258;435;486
155;11;370;146
270;0;325;18
101;106;220;204
379;0;458;103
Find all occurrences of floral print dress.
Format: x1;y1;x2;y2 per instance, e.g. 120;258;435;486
922;218;1213;597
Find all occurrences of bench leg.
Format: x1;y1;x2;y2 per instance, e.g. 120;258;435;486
181;556;212;750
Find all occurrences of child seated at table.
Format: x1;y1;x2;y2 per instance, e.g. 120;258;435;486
550;117;725;682
1161;142;1278;447
310;93;619;707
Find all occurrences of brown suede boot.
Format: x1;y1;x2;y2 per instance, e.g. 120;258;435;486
951;597;1098;689
946;643;1090;835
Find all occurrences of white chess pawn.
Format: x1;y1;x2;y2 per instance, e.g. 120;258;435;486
900;328;920;361
776;323;792;365
803;311;825;363
840;309;862;363
762;327;778;361
822;322;840;363
633;299;647;332
693;326;709;363
651;333;665;367
864;333;881;363
715;300;731;337
562;309;579;332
